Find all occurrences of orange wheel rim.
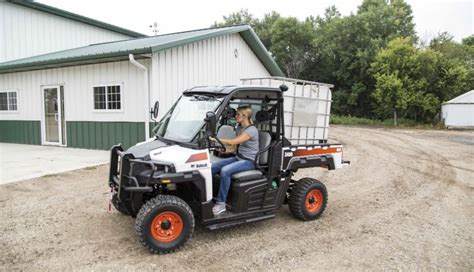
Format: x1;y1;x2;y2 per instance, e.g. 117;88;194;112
151;211;183;243
305;189;323;213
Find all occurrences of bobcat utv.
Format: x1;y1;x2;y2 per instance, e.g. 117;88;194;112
108;79;349;254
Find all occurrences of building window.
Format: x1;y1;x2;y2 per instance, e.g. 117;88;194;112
93;85;121;110
0;91;18;111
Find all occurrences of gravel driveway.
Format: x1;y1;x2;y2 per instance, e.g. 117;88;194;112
1;126;473;270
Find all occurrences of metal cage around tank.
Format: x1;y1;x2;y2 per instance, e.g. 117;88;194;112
241;77;333;145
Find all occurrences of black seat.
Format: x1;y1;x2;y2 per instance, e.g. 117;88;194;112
231;170;263;181
231;130;272;182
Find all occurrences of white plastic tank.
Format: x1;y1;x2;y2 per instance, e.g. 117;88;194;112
241;77;333;145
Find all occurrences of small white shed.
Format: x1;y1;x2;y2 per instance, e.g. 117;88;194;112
441;90;474;129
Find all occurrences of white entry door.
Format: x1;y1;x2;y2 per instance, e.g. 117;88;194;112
42;85;66;146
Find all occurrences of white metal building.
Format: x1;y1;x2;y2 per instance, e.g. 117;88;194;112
0;2;284;150
0;0;145;63
441;90;474;129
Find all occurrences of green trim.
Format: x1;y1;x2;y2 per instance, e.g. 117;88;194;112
0;120;41;145
66;121;145;150
0;49;151;74
150;25;249;51
239;29;285;76
7;0;146;38
0;120;147;149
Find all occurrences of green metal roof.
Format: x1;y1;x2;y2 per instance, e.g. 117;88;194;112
8;0;146;38
0;25;284;76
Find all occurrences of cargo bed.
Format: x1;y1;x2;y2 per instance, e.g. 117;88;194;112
242;76;333;145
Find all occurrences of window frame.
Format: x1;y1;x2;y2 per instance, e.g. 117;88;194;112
92;83;123;112
0;90;19;113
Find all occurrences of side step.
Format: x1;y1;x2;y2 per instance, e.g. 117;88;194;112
205;214;275;230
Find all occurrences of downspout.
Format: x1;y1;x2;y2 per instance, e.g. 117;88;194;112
129;54;150;140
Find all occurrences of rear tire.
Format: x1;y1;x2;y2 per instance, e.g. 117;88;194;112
135;195;195;254
112;194;130;215
289;178;328;221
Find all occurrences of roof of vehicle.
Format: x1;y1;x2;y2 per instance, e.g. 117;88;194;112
183;85;284;95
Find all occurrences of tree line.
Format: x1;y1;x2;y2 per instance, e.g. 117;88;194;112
212;0;473;124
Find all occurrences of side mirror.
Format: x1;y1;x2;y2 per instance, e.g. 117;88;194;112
204;111;216;137
279;84;289;92
150;101;159;121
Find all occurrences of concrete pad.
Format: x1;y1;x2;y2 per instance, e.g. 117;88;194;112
0;143;109;185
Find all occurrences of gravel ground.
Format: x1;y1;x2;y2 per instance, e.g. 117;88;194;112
1;126;473;271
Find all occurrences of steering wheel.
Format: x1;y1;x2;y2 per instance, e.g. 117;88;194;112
211;136;227;153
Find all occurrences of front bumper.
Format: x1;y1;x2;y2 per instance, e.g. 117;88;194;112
109;144;157;193
108;144;179;193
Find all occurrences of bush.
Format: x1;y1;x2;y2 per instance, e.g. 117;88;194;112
330;115;381;126
330;115;443;129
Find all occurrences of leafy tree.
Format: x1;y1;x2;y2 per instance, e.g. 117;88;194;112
211;9;257;28
430;32;471;62
373;74;408;124
372;38;419;124
212;10;281;49
270;17;315;78
430;32;474;91
311;0;417;117
372;37;470;123
462;35;474;90
462;35;474;46
212;2;472;124
253;11;281;50
321;5;341;21
301;6;341;82
432;54;471;104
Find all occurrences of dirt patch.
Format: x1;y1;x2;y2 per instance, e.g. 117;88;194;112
1;126;473;270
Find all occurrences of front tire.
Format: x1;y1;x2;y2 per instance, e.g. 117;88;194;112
135;195;195;254
289;178;328;221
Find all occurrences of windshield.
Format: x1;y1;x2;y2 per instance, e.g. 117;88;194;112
154;94;222;142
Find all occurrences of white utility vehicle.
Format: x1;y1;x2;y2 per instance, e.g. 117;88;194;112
108;77;349;253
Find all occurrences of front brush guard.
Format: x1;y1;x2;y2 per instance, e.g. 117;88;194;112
108;144;160;215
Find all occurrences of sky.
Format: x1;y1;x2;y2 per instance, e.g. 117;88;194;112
40;0;473;43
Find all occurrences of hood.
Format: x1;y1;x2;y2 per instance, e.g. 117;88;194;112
124;138;168;159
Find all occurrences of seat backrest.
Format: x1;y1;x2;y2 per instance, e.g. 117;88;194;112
258;131;272;165
217;125;236;139
255;110;271;124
